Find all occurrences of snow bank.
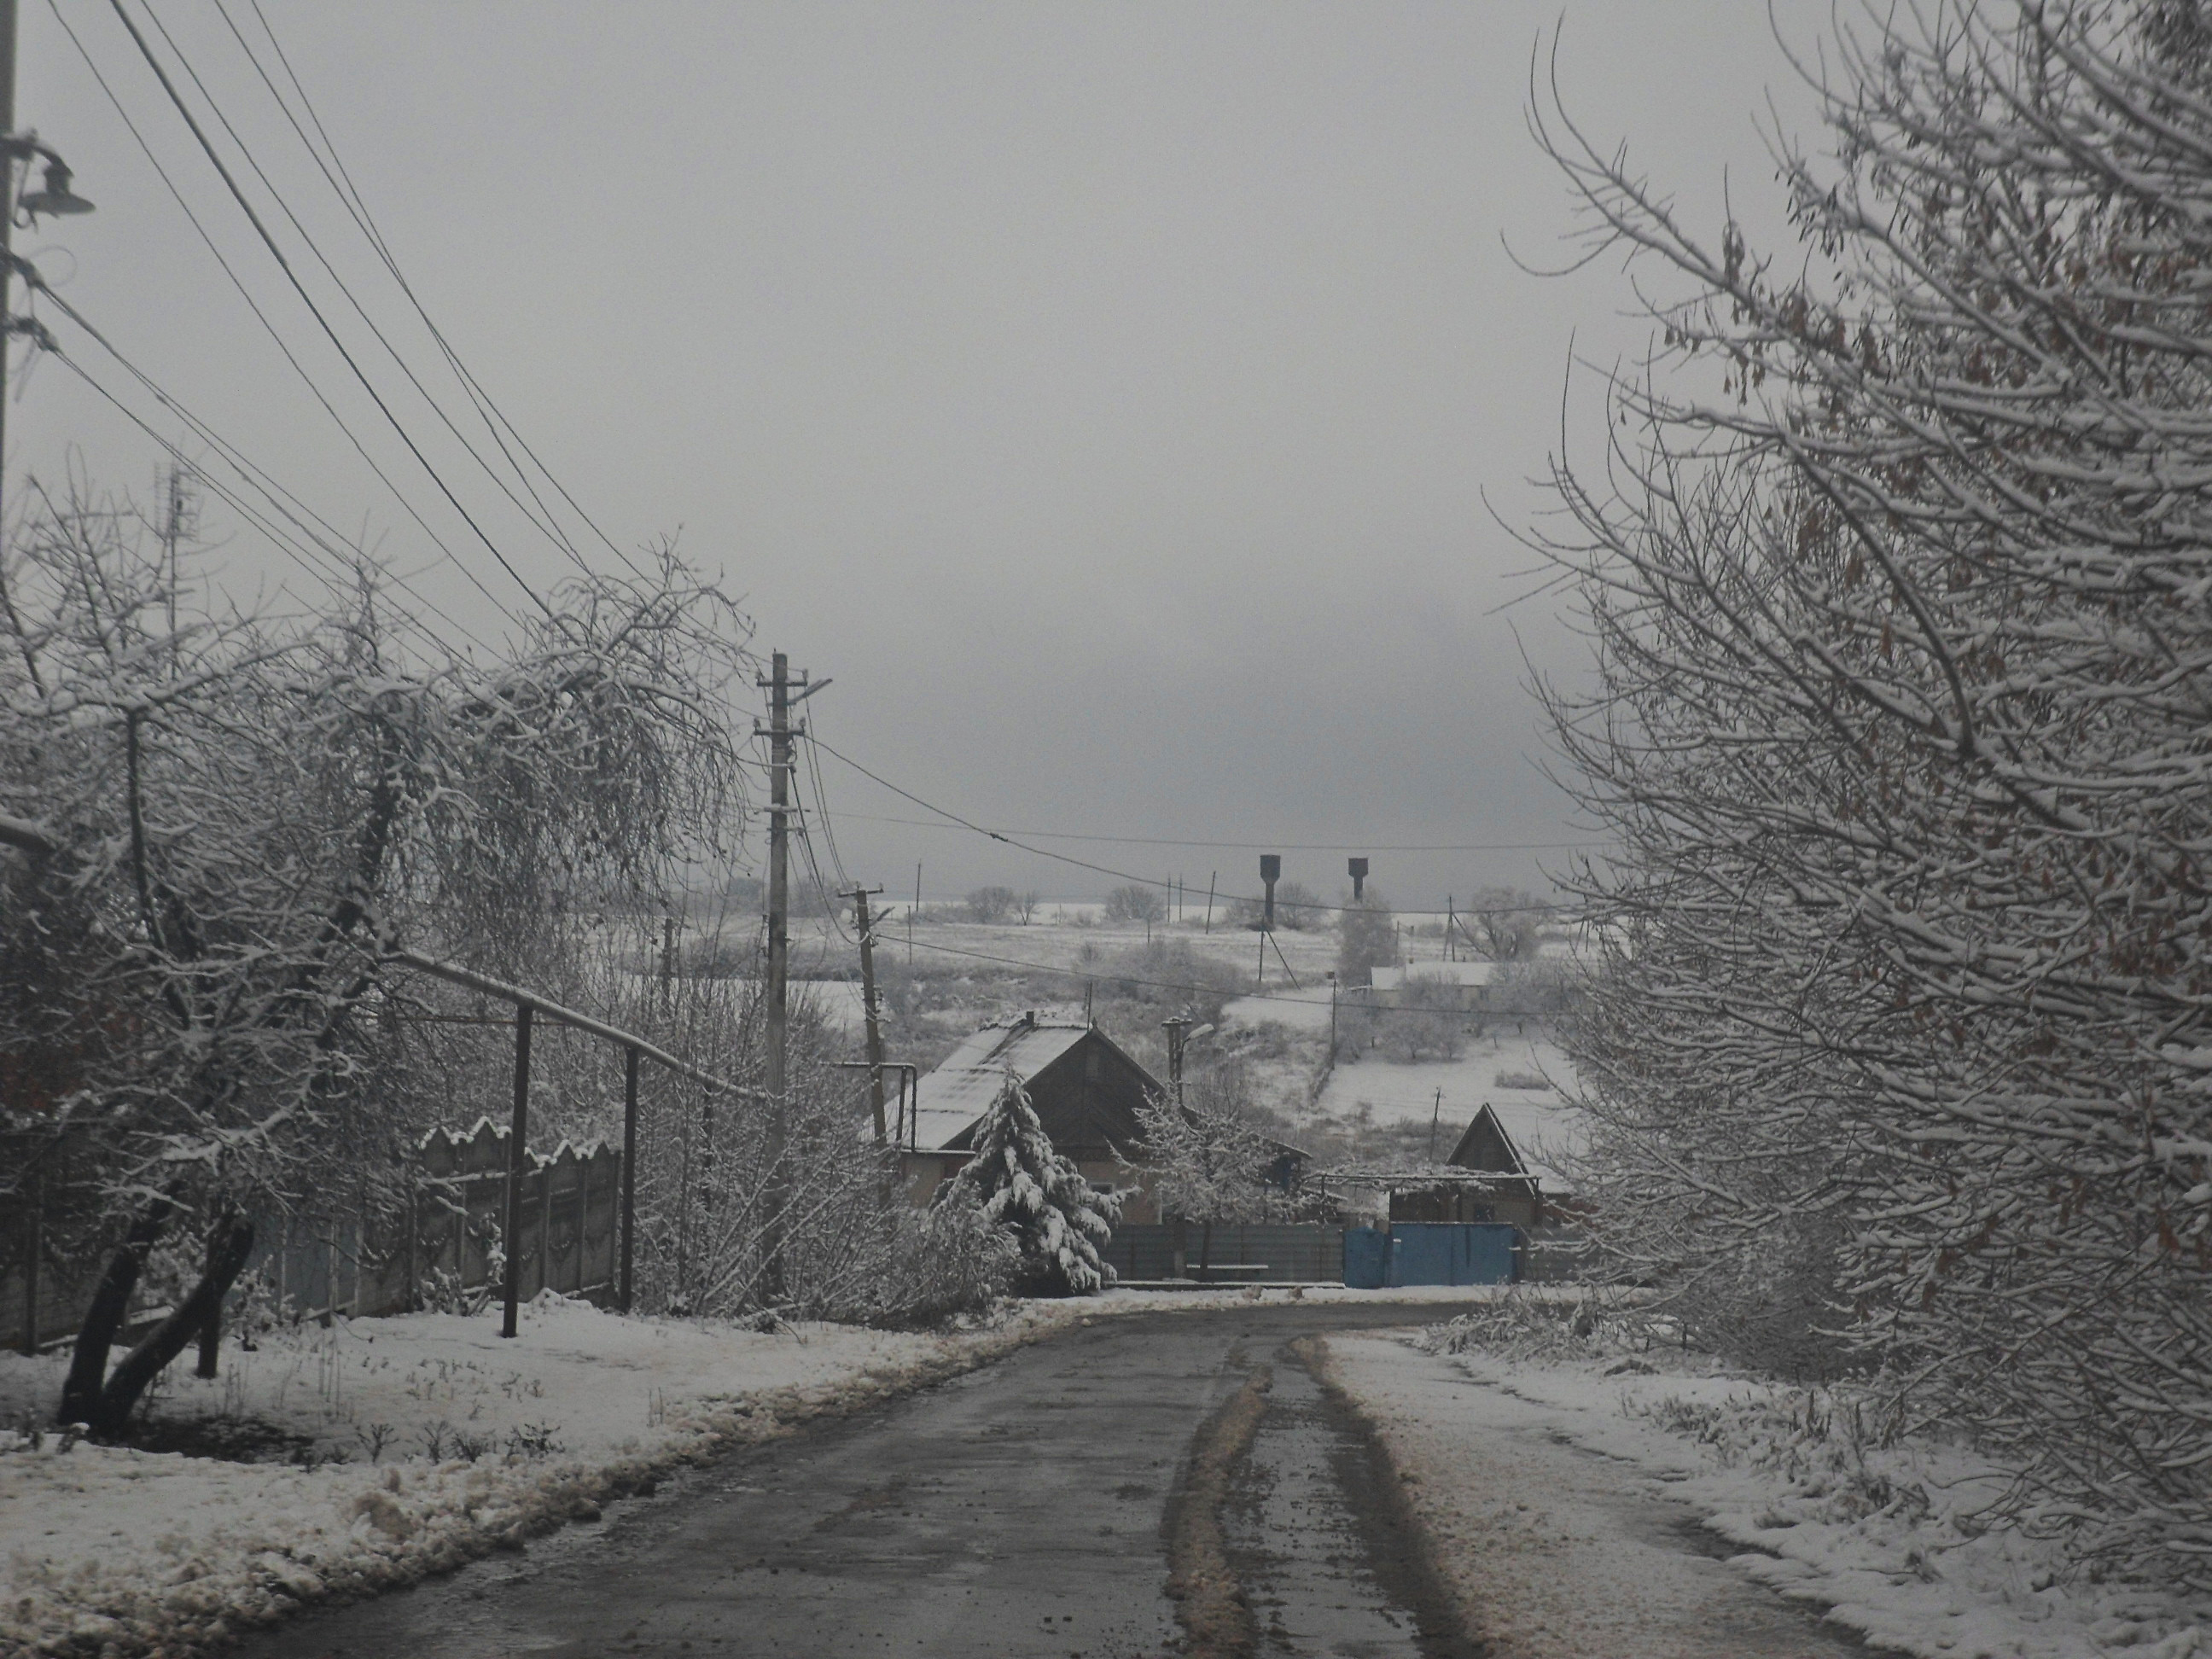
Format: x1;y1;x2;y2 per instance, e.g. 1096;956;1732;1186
1322;1327;2212;1659
0;1294;1090;1658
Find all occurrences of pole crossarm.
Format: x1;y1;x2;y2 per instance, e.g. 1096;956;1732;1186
383;947;771;1100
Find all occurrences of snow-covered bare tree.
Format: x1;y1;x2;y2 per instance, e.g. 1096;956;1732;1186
1533;0;2212;1573
936;1072;1120;1295
1;486;750;1433
1134;1060;1295;1277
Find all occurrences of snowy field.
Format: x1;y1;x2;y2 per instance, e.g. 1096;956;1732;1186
1318;1029;1586;1173
1323;1327;2210;1659
0;1285;1488;1658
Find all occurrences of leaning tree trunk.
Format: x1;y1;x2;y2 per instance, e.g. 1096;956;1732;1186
58;1198;172;1427
84;1214;255;1438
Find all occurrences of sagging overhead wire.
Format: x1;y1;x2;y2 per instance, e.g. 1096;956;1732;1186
800;731;1566;921
23;270;497;658
47;0;530;634
899;934;1502;1021
103;0;556;618
137;0;594;582
818;806;1609;854
219;0;656;590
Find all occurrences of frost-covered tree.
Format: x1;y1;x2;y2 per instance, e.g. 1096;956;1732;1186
936;1072;1119;1295
1134;1060;1294;1276
1335;891;1398;992
1533;0;2212;1575
1;488;750;1433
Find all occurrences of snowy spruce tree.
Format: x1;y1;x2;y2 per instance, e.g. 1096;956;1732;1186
937;1072;1120;1296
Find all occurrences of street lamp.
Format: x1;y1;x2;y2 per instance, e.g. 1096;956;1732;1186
0;112;96;535
16;148;93;220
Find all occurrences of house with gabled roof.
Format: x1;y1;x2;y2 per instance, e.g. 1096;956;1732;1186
897;1014;1168;1220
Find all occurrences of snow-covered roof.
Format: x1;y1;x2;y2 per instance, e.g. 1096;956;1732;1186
907;1018;1093;1150
1370;961;1500;990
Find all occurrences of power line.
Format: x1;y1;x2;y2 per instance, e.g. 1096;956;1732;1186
106;0;555;617
896;934;1520;1020
801;731;1566;919
816;806;1609;853
48;0;529;633
225;0;655;589
141;0;591;579
25;271;496;657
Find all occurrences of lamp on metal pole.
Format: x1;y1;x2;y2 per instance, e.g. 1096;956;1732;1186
0;0;97;538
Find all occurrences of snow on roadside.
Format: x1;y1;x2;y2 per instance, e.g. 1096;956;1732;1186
0;1294;1090;1658
0;1284;1482;1658
1321;1327;2210;1659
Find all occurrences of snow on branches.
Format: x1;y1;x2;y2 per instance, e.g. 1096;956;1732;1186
1;488;753;1429
1533;0;2212;1577
937;1071;1120;1297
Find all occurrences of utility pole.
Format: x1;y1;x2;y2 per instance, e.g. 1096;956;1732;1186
760;652;794;1301
756;651;827;1306
160;464;194;657
0;0;16;544
910;861;920;964
847;886;888;1145
661;915;678;1010
1203;871;1215;934
1446;894;1456;963
1162;1015;1191;1108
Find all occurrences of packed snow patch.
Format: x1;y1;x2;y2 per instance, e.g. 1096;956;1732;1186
1321;1321;2212;1659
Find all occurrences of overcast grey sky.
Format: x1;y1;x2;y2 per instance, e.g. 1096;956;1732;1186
16;2;1834;910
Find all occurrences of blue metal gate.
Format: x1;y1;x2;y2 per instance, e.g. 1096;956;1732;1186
1343;1223;1520;1287
1388;1222;1519;1285
1343;1226;1390;1289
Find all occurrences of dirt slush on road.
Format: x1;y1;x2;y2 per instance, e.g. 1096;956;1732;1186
236;1305;1877;1659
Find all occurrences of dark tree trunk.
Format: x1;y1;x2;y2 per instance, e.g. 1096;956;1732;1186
58;1199;172;1426
88;1215;255;1438
1198;1219;1214;1281
195;1219;224;1378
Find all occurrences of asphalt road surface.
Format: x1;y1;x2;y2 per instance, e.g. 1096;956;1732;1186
236;1305;1891;1659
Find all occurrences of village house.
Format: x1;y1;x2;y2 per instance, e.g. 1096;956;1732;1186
1384;1103;1545;1226
898;1014;1168;1220
1365;959;1499;1010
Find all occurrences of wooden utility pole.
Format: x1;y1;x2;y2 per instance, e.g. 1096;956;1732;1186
1203;871;1215;934
501;1005;533;1339
760;652;795;1301
847;886;888;1144
1163;1015;1191;1108
756;652;825;1303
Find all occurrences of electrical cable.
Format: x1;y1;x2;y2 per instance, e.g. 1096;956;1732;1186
226;0;655;588
801;731;1565;920
895;934;1509;1020
107;0;556;619
49;0;528;634
814;806;1608;854
24;271;497;657
157;0;608;584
